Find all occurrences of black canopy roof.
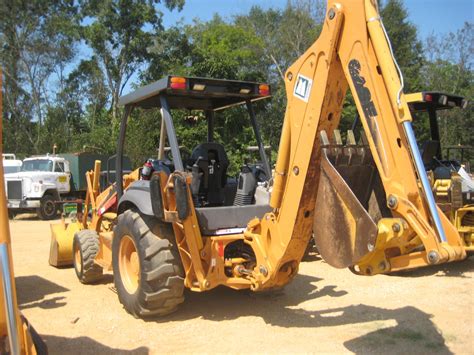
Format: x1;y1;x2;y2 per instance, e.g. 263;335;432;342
118;76;271;111
407;91;467;113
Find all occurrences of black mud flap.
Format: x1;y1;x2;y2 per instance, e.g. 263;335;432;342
174;175;189;220
313;130;378;268
150;174;165;220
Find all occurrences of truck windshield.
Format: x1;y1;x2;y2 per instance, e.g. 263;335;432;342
21;159;53;172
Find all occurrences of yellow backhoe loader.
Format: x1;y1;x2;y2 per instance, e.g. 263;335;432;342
50;0;469;318
405;91;473;251
0;69;46;354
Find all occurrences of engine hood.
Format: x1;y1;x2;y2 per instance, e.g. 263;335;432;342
4;171;56;183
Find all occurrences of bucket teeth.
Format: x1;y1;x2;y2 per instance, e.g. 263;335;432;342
320;130;330;146
319;129;373;167
333;129;343;145
346;130;356;145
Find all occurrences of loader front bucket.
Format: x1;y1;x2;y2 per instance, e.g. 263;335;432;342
313;130;379;268
49;219;81;267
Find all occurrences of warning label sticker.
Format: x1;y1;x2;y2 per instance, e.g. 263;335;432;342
293;74;312;102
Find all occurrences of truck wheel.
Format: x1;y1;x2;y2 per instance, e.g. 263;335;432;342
37;195;58;220
112;210;184;318
73;230;103;284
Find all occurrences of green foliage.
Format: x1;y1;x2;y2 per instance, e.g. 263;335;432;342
1;0;472;173
421;23;474;164
380;0;424;93
125;110;163;166
80;0;185;125
0;0;80;154
187;16;265;81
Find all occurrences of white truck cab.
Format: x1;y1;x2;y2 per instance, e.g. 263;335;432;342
2;154;22;174
4;155;71;220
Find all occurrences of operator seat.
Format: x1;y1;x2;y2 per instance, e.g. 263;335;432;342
189;143;229;206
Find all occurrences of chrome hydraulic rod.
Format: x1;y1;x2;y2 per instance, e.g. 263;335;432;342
403;121;448;243
0;243;20;355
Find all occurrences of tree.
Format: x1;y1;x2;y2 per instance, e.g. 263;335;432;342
380;0;424;93
186;16;264;81
422;23;473;163
80;0;185;126
234;2;323;155
143;16;267;174
0;0;79;154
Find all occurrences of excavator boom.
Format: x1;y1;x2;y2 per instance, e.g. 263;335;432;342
246;0;465;287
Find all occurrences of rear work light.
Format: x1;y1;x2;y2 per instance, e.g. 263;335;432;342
239;88;251;94
192;83;206;91
170;76;187;90
438;95;448;105
259;84;270;96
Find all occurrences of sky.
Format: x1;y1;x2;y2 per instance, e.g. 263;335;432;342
118;0;472;94
158;0;473;39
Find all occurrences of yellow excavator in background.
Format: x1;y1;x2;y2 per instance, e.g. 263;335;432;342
405;91;473;251
0;69;46;354
49;0;470;319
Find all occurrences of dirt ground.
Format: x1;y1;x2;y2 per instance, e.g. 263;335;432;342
8;214;474;354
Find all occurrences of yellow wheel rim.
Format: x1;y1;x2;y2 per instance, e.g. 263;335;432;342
74;244;82;272
119;235;140;294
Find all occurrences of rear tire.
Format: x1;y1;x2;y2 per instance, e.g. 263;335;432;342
73;230;103;283
112;210;184;318
37;195;58;220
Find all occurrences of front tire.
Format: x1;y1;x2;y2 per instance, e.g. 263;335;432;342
37;195;58;220
112;210;184;318
73;230;104;283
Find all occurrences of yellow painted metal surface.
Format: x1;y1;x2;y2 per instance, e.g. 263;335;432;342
0;67;40;353
49;220;82;267
455;206;474;251
405;92;424;103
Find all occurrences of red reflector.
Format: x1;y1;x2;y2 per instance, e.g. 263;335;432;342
170;76;186;83
170;82;186;90
424;94;433;102
259;84;270;96
218;241;224;257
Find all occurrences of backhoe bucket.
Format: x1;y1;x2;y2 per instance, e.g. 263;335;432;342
313;130;378;268
49;218;81;267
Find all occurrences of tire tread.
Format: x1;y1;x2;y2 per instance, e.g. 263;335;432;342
113;210;184;318
74;230;103;284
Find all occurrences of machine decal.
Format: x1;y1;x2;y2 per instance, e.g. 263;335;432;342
293;74;313;102
349;59;377;119
349;59;388;173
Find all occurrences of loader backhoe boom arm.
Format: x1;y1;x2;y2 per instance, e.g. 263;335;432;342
244;0;465;289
